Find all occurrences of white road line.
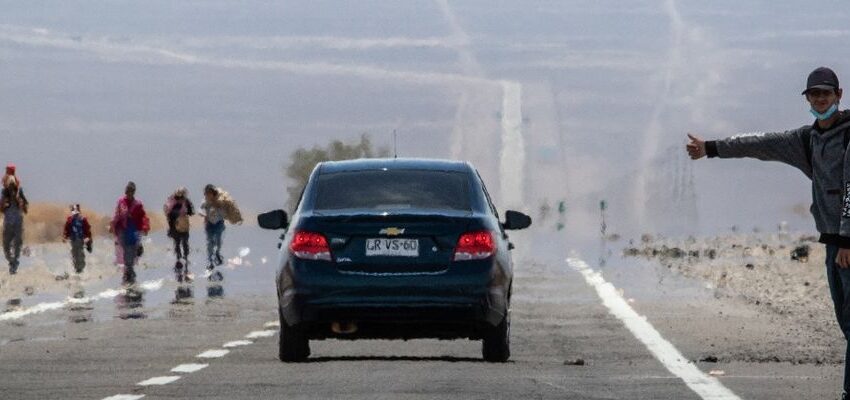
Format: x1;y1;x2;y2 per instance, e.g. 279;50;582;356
498;80;525;210
197;349;230;358
0;279;164;322
138;279;164;291
245;330;276;339
0;301;65;321
102;395;145;400
567;257;741;400
104;323;279;400
171;363;208;373
137;376;181;386
223;340;253;348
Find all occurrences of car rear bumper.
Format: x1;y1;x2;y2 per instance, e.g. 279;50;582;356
287;300;500;340
276;260;510;339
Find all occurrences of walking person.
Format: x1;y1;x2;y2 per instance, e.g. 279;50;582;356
63;204;92;274
110;182;149;284
686;66;850;399
199;184;242;280
164;187;195;282
1;178;27;274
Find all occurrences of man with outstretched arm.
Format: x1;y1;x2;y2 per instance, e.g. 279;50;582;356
687;66;850;399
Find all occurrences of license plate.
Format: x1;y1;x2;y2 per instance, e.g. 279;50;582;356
365;238;419;257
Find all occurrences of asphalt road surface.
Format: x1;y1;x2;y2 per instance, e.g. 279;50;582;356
0;229;843;400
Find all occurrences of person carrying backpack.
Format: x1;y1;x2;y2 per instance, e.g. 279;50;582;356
200;184;242;278
109;181;149;284
687;66;850;399
1;177;27;274
164;187;194;281
63;204;92;274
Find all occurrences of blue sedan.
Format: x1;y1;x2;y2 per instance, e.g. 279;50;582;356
258;158;531;362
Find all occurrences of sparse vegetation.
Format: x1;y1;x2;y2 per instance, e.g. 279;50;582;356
13;203;167;244
284;134;389;210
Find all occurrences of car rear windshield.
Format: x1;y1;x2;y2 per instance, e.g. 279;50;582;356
313;169;471;212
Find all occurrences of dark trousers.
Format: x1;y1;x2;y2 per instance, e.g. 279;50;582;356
826;244;850;392
205;221;225;265
3;222;22;268
172;232;189;261
70;238;86;272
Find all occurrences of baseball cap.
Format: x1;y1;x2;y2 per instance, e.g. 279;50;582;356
803;66;840;95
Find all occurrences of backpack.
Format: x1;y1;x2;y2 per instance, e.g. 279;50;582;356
69;215;85;240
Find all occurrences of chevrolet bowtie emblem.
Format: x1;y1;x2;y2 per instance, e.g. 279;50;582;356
379;227;405;236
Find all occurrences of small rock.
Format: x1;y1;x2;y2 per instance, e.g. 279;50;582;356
623;248;640;257
700;355;719;363
24;286;34;296
564;358;585;366
791;245;810;262
668;247;685;258
55;272;70;281
745;263;755;270
709;369;726;376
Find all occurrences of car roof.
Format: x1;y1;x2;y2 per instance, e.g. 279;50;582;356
318;158;472;174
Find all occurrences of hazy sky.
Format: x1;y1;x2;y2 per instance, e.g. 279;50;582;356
2;1;849;236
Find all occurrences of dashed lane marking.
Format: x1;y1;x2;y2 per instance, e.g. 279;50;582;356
104;322;275;399
137;376;181;386
245;330;276;339
223;340;253;348
197;349;230;358
171;363;209;373
567;257;742;400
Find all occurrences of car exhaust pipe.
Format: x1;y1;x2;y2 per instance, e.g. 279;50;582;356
331;321;358;335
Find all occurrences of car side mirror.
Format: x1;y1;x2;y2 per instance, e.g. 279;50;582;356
258;209;289;230
503;210;532;230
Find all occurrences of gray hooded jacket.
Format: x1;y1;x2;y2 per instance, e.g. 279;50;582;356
706;110;850;248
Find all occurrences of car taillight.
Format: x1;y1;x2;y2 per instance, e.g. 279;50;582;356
289;231;332;261
453;230;495;261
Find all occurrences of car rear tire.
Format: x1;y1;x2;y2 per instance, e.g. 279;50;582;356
482;312;510;363
278;311;310;362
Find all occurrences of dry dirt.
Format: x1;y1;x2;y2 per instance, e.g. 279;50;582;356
624;232;844;364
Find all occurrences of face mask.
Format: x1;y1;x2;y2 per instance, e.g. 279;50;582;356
811;103;839;121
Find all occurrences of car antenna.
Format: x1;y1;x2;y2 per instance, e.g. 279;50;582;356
393;129;398;159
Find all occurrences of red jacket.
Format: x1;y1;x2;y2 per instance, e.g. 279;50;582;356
111;196;150;235
64;214;92;240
